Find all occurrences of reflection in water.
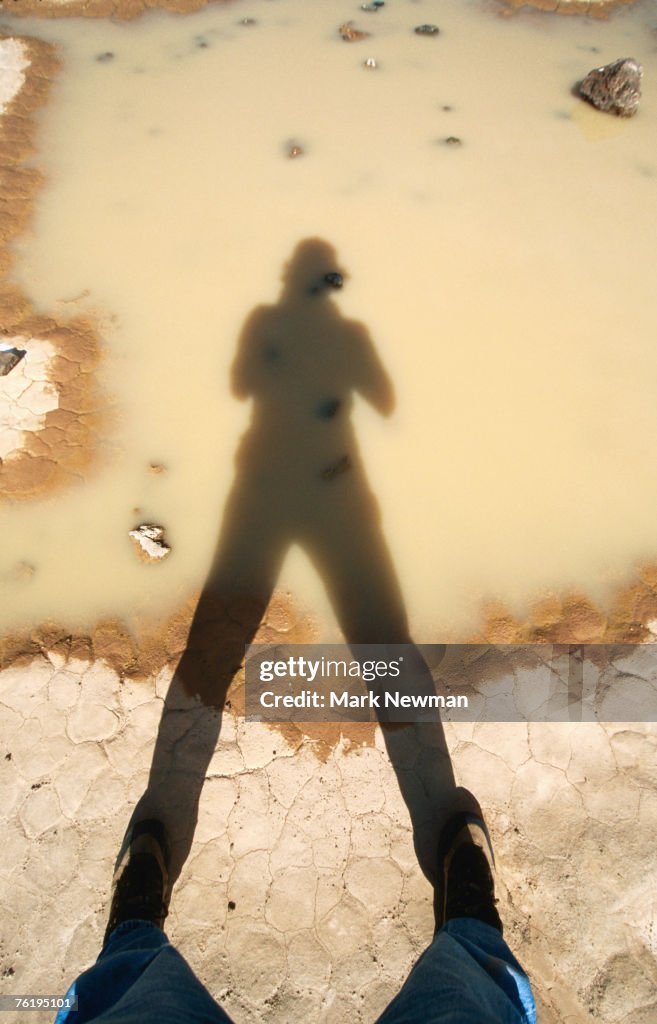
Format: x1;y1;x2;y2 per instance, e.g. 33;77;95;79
127;240;474;894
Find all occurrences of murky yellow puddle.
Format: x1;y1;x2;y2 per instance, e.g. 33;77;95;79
1;0;657;649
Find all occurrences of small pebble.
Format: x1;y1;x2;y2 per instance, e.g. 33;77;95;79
287;143;304;158
194;35;210;49
263;345;281;363
415;24;439;36
339;22;370;41
363;57;378;69
443;136;462;146
12;561;35;582
148;463;166;475
321;455;351;481
228;901;236;910
317;398;341;420
324;272;343;289
361;1;384;10
96;52;115;63
240;17;257;26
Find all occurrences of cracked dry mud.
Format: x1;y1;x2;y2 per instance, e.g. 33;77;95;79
0;1;656;1022
1;655;656;1023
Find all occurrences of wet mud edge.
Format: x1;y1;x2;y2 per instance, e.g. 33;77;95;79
496;0;639;18
1;0;641;21
1;35;105;500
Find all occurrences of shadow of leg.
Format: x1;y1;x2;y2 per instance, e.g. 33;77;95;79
120;498;287;891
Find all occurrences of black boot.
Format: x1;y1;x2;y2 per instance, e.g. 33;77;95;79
104;819;170;945
434;812;503;935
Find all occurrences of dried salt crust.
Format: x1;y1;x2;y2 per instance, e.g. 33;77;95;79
0;0;232;19
1;8;656;735
0;337;59;460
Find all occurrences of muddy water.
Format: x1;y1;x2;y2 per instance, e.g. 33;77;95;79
2;0;657;640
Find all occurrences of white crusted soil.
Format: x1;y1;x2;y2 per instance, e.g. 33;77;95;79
0;339;59;460
0;38;29;116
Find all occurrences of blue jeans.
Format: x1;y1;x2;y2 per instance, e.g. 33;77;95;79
56;918;535;1024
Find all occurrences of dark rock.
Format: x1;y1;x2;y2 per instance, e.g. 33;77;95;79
321;455;351;481
0;348;26;376
317;399;341;420
361;2;384;10
443;136;462;146
309;272;343;296
415;24;439;36
579;57;642;117
263;345;281;364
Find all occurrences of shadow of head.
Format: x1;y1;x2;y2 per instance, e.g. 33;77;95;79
281;237;347;298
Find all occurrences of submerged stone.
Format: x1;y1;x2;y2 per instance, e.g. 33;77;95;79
579;57;642;117
321;454;351;480
339;22;370;42
317;398;341;420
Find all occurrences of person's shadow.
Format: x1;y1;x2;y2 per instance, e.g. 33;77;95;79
176;236;414;708
125;239;476;898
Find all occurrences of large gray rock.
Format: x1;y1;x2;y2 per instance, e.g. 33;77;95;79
579;57;642;117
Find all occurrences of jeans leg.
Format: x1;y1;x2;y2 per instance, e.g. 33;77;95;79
375;918;536;1024
55;921;233;1024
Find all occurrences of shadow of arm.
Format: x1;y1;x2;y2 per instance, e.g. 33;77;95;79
351;324;395;416
231;306;268;400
